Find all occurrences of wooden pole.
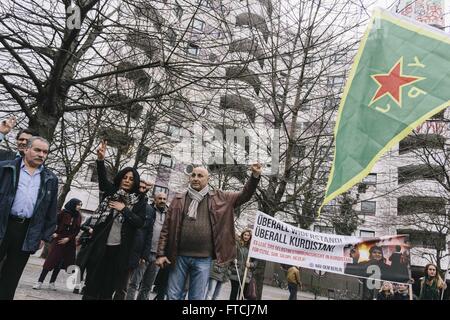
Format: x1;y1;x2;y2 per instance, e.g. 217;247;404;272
238;254;251;300
409;283;413;300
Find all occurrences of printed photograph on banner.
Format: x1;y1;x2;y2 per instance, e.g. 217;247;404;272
343;235;411;283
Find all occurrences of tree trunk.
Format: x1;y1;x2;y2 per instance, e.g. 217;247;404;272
28;112;60;142
57;176;74;210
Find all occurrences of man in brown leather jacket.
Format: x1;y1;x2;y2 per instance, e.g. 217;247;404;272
156;163;261;300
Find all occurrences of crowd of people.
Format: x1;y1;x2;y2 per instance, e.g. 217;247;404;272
0;116;265;300
0;116;448;301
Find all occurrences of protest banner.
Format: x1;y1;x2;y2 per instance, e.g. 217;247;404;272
249;211;411;283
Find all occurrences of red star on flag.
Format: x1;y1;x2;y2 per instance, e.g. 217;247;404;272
369;57;423;107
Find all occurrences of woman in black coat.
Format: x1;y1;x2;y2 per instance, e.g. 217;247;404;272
80;141;146;300
33;198;82;290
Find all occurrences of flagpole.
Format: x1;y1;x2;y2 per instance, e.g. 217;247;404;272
238;255;251;300
440;241;450;300
409;283;413;300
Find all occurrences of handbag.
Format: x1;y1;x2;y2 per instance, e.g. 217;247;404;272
244;277;257;300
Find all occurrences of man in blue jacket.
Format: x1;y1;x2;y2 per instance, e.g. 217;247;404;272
0;136;58;300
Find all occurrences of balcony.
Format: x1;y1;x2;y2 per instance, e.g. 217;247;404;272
126;31;159;60
397;196;446;216
116;61;151;90
134;2;165;32
98;128;134;153
257;0;273;17
225;66;261;95
220;94;256;122
235;12;269;43
229;38;266;68
107;93;143;120
398;164;444;184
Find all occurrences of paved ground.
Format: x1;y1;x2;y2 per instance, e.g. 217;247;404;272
14;255;327;300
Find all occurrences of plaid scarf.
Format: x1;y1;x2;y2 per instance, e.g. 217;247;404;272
95;189;140;224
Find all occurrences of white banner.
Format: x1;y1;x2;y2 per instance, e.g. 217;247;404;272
249;211;411;283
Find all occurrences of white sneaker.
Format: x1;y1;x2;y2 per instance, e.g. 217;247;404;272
33;282;43;290
48;283;56;291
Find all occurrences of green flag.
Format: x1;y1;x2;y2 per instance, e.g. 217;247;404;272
321;8;450;212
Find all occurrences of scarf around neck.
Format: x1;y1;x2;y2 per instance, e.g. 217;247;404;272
95;189;140;224
186;185;209;220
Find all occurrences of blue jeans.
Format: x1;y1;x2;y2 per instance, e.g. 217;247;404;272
288;283;298;300
126;260;149;300
126;253;159;300
167;256;212;300
205;278;223;300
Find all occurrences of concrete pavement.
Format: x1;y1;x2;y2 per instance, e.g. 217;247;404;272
13;256;327;300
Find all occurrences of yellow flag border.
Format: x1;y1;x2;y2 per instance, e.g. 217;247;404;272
319;8;450;215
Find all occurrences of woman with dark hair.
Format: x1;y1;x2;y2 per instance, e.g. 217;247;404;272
419;263;446;300
359;245;392;281
229;229;257;300
80;141;147;300
33;198;83;290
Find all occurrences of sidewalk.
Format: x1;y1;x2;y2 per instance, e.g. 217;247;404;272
14;256;327;300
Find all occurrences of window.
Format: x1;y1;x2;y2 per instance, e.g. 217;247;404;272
167;123;180;138
320;204;338;214
136;146;150;164
196;0;212;6
153;185;169;196
160;154;173;168
324;97;340;109
332;52;346;64
292;144;306;158
362;173;377;185
192;18;205;31
327;76;345;87
211;29;221;38
360;201;376;215
359;230;375;238
187;43;200;56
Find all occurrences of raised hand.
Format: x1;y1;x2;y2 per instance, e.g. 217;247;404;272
0;116;16;135
250;162;262;177
97;140;107;160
